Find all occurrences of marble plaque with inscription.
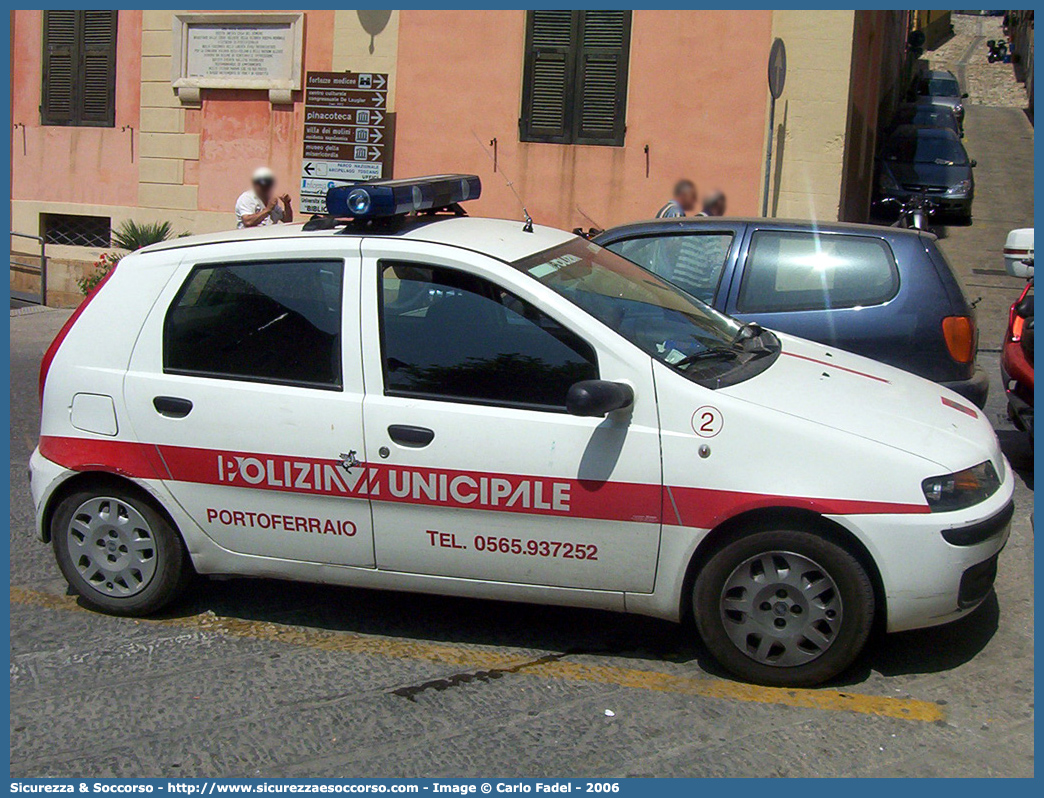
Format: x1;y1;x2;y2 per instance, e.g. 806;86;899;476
185;24;293;81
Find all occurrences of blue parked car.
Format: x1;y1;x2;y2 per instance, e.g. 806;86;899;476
594;217;988;407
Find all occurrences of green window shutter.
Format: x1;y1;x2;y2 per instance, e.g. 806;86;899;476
41;10;117;127
573;11;630;146
41;10;78;125
80;10;118;126
520;10;578;143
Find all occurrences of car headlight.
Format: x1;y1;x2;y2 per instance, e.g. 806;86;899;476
922;461;1000;512
878;171;899;191
947;178;973;195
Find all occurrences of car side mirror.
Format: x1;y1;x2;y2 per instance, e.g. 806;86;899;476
970;159;977;167
566;380;634;417
962;92;970;98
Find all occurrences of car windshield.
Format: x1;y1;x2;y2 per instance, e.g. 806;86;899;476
511;238;779;387
884;134;967;165
924;77;960;97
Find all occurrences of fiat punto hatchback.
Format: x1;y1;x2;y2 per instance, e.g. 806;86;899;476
32;175;1014;686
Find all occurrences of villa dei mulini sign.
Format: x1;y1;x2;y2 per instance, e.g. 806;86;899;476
172;13;304;105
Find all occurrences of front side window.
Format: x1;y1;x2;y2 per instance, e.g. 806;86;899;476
379;262;597;410
605;233;734;305
519;10;631;146
738;232;899;314
41;10;118;127
165;260;343;389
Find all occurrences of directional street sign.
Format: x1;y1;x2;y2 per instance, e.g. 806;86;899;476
768;37;787;100
301;71;390;214
763;38;787;216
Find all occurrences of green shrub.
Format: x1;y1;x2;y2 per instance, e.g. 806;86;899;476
110;219;184;251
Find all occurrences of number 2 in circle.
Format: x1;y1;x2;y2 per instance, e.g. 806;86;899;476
692;405;723;438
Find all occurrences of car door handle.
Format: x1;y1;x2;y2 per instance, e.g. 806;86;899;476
153;396;193;419
388;424;435;447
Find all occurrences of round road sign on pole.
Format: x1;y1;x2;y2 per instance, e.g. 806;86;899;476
768;38;787;99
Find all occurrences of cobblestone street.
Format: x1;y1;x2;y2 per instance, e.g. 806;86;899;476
927;13;1029;109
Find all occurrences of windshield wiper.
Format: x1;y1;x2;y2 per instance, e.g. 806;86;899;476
672;347;740;369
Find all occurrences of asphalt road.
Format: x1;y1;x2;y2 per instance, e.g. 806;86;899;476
8;104;1034;779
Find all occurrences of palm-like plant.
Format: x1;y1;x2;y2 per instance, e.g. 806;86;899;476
110;219;182;251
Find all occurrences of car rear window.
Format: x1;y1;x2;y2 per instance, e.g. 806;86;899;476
165;259;344;389
738;231;900;313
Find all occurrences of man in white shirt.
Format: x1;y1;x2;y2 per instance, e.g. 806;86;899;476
235;167;293;228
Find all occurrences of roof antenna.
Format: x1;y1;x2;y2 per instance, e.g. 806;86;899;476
575;205;604;235
472;130;534;232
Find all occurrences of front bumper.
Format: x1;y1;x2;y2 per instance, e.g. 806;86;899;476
941;364;989;409
828;459;1015;633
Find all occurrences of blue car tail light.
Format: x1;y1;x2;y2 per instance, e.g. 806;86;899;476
326;174;481;218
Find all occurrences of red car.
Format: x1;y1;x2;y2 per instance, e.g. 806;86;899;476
1001;280;1033;439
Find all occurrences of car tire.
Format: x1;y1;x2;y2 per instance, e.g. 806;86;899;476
52;484;192;616
693;529;875;687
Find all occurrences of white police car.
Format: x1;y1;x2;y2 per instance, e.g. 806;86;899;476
31;175;1013;686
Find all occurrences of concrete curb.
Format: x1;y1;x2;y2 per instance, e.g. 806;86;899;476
10;304;59;317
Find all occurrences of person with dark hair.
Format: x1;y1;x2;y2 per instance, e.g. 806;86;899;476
698;190;727;217
656;179;698;218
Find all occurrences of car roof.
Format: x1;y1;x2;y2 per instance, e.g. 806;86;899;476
139;215;574;263
925;69;958;80
595;216;929;242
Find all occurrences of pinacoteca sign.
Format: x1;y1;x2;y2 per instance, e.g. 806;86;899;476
172;13;304;105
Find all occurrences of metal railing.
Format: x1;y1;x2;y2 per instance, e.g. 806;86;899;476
10;232;47;306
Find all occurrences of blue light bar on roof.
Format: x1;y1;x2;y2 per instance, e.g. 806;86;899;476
326;174;481;218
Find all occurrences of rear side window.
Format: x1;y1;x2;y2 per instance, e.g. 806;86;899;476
379;262;597;410
165;259;343;389
606;232;733;305
738;231;899;313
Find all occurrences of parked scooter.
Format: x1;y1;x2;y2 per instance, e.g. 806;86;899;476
880;193;939;231
987;38;1009;63
1002;228;1034;441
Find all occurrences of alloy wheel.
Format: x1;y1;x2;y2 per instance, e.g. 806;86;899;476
65;497;158;598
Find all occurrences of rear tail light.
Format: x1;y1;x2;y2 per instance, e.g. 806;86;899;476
942;315;975;364
1011;314;1025;342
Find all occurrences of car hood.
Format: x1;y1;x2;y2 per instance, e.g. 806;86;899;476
925;96;961;111
885;160;968;188
723;333;1002;473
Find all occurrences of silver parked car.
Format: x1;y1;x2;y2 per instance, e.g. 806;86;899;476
917;69;969;131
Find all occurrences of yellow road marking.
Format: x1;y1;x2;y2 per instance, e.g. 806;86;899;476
11;586;944;722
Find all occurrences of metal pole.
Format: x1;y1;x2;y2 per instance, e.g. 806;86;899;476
761;96;776;217
40;238;47;307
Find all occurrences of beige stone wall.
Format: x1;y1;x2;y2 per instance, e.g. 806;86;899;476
761;10;856;221
138;10;201;216
10;199;232;307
